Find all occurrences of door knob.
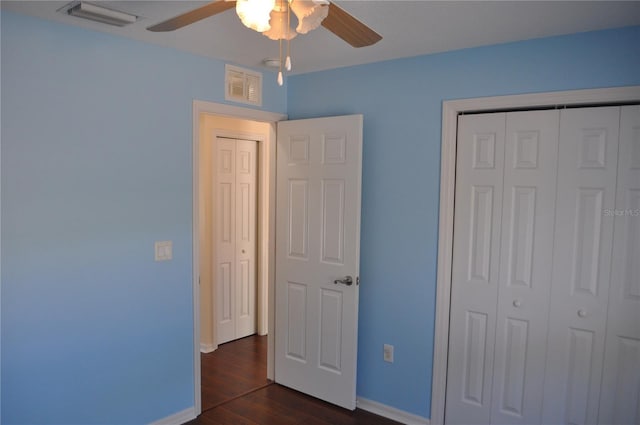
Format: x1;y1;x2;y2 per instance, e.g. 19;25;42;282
334;276;353;286
513;299;522;308
578;309;587;318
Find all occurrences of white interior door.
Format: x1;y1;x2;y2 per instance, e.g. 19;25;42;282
447;105;637;425
216;137;257;344
597;105;640;425
446;112;506;424
541;107;620;424
446;110;560;424
490;110;560;424
275;115;363;410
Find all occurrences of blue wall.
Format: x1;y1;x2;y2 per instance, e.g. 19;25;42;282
287;26;640;418
0;11;285;424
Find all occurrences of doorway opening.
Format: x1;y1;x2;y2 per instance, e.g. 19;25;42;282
192;100;286;415
200;335;270;411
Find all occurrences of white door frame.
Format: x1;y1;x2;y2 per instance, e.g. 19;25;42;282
430;85;640;425
192;100;287;415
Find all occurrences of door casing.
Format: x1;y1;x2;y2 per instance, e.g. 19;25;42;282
431;86;640;425
192;100;286;415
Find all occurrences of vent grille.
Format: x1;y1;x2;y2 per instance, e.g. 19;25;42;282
60;1;138;27
225;65;262;106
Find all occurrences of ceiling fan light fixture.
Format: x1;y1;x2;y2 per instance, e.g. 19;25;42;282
263;9;297;41
236;0;275;33
291;1;329;34
289;0;322;19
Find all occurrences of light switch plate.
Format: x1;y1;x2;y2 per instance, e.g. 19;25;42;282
155;241;172;261
383;344;394;363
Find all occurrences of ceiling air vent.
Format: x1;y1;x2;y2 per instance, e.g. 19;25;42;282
225;65;262;107
62;2;138;27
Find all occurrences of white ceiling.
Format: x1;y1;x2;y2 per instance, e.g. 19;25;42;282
3;1;640;75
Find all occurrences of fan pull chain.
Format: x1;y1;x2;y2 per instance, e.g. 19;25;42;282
277;36;283;86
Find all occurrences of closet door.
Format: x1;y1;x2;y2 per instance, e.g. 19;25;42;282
446;110;562;424
446;113;506;424
216;137;257;344
598;105;640;424
234;139;257;339
216;137;237;344
541;107;621;424
489;110;560;424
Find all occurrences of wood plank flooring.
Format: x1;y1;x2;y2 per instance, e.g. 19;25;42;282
192;334;400;424
189;384;401;425
200;335;269;411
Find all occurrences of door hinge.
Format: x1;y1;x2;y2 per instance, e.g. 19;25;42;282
356;276;360;286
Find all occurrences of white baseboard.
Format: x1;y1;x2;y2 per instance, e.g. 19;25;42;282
200;342;216;353
149;407;196;425
356;397;429;425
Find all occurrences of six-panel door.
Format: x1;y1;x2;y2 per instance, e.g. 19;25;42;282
215;137;257;344
275;115;363;410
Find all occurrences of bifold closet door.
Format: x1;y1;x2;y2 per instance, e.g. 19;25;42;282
448;105;639;425
489;110;560;424
446;113;506;424
446;110;560;424
541;107;621;424
215;137;257;345
598;105;640;424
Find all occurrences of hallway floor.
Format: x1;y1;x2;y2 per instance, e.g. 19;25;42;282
192;334;399;424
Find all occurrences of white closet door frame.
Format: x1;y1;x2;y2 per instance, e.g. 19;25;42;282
431;86;640;425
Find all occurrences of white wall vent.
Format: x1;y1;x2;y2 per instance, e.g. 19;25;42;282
59;2;138;27
225;65;262;107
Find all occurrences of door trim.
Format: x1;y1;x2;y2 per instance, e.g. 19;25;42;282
431;85;640;425
192;100;286;415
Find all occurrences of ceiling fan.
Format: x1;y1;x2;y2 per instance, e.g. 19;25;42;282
146;0;382;84
147;0;382;48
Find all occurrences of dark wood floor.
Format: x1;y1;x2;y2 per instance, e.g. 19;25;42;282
189;384;401;425
191;334;400;424
201;335;270;411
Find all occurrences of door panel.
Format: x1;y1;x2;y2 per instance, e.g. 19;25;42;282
446;113;506;424
599;105;640;424
235;139;257;338
491;110;560;425
216;139;237;344
216;137;257;344
462;310;489;405
275;115;362;410
287;180;309;259
541;107;620;424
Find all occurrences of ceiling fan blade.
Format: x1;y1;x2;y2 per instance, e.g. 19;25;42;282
147;0;236;32
321;2;382;48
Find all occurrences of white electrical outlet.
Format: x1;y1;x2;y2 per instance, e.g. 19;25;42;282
383;344;394;363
